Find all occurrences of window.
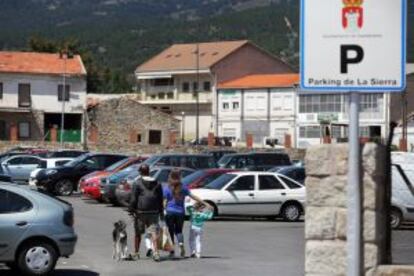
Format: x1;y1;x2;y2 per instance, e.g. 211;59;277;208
203;81;211;91
279;175;302;189
157;169;171;183
182;82;190;92
259;175;285;190
222;102;230;110
0;189;33;214
0;120;5;140
18;83;31;107
299;94;342;113
18;122;30;138
152;78;171;86
82;157;100;170
7;157;23;165
136;133;142;143
149;130;162;145
0;82;3;99
299;126;321;138
228;175;255;191
58;84;70;102
232;102;240;110
193;82;199;92
21;157;41;165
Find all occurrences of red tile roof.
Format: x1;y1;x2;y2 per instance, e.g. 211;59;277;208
136;40;249;73
218;74;299;89
0;51;86;76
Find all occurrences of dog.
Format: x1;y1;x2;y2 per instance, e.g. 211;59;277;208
112;220;128;261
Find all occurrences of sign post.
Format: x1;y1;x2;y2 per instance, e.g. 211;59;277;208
300;1;407;275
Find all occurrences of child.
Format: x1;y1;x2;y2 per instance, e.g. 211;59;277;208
186;202;214;259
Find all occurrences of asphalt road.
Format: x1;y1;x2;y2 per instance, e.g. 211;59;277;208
1;196;414;276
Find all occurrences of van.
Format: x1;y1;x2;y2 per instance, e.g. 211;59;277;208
391;164;414;229
217;152;291;171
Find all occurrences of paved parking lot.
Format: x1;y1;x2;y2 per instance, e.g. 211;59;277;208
1;196;413;276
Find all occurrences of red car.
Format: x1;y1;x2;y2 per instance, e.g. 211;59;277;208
80;156;147;201
182;168;238;189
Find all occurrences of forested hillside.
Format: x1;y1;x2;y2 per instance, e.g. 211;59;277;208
0;0;412;92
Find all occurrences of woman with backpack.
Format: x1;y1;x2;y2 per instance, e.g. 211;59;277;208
163;168;210;258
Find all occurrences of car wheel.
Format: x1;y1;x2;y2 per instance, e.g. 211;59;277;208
390;208;402;229
55;179;74;196
17;241;57;276
282;203;301;222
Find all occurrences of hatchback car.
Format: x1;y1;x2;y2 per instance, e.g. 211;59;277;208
79;156;146;201
0;183;77;276
187;171;305;221
35;153;127;196
217;152;291;171
115;166;195;207
1;155;47;183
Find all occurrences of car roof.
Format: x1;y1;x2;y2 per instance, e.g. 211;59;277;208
151;166;195;171
223;151;288;157
151;153;213;157
227;171;286;176
3;154;43;159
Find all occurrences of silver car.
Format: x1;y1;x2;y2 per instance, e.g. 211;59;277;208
391;164;414;229
0;183;77;275
1;155;46;183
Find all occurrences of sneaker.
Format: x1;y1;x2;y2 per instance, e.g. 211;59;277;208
169;251;175;259
196;253;201;259
190;252;196;258
179;243;185;258
146;249;153;258
153;252;161;262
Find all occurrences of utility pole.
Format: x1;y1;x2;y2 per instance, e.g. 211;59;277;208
195;43;200;143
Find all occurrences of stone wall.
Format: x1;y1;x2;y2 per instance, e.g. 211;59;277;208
305;143;387;276
86;97;180;147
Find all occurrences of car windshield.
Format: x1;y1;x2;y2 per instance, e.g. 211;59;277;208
105;158;129;172
110;165;138;181
143;155;160;166
217;155;232;168
63;154;88;167
205;174;237;190
182;170;206;186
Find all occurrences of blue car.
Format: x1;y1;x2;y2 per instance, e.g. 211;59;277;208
269;166;306;184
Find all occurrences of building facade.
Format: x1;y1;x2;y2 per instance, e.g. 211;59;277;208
0;52;87;142
86;97;179;146
296;92;390;148
135;40;294;141
217;74;299;147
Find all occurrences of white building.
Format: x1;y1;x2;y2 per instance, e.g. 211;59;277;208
296;92;390;148
217;74;299;147
135;40;295;140
0;51;87;142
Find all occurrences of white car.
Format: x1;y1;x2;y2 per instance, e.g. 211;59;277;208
29;158;73;187
187;171;306;221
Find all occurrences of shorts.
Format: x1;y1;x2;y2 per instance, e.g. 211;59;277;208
134;213;160;235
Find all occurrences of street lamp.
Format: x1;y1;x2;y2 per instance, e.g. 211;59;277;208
181;111;185;145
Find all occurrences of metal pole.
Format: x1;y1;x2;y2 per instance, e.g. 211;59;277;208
181;112;185;145
60;52;67;146
196;43;200;143
347;91;362;276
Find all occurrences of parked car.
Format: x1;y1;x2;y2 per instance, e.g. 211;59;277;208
0;183;77;275
391;164;414;229
269;166;306;184
80;156;147;201
46;150;88;158
217;152;291;171
1;155;47;183
35;153;128;196
182;168;238;189
115;166;195;207
28;158;74;187
143;154;217;170
187;171;305;221
100;164;141;204
203;150;237;163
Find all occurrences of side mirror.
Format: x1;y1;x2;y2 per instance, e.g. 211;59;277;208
227;185;235;192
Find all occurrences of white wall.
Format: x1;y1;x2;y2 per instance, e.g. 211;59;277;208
0;73;86;113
